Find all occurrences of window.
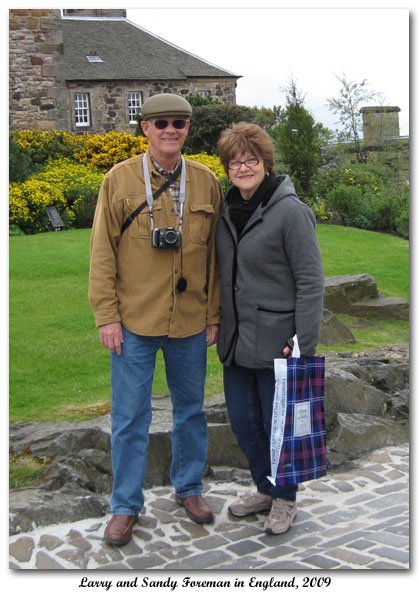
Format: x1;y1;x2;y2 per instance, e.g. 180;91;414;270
74;93;90;127
128;92;142;124
86;54;103;63
198;91;210;98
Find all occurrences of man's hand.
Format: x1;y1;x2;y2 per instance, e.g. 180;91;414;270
206;324;219;347
99;322;124;355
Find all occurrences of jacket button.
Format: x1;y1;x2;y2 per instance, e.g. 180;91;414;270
234;284;240;291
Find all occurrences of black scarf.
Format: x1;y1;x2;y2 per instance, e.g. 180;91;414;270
227;175;280;237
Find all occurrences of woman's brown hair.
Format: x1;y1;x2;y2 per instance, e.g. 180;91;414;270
217;122;275;176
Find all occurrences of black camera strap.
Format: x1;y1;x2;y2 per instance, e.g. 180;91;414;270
121;162;182;235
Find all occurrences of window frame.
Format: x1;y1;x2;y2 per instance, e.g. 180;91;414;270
127;91;142;125
74;92;91;128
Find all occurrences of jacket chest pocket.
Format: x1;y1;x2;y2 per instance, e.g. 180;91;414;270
188;203;215;244
123;198;161;238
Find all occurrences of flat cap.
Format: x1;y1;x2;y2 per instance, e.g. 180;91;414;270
141;93;192;120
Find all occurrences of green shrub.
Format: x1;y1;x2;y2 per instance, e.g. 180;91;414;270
327;183;364;227
393;183;410;239
9;133;40;182
311;164;409;238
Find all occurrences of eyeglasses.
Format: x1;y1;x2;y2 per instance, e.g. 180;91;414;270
150;119;189;130
228;157;260;170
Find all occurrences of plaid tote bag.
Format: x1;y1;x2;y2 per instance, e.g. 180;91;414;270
268;337;327;486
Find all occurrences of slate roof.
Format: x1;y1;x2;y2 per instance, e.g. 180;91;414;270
61;17;239;81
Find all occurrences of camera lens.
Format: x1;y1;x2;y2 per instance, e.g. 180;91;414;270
165;230;177;244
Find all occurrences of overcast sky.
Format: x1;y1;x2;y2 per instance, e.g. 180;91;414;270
127;3;410;136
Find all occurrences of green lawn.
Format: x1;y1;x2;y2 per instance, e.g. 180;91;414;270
318;225;409;300
9;225;409;423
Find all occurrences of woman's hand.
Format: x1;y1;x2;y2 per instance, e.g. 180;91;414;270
282;345;293;358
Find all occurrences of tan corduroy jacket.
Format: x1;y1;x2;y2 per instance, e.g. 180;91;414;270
89;151;223;338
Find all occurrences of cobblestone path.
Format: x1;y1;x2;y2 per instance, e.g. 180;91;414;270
9;444;409;571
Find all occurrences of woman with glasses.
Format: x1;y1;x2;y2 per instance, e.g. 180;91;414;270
215;123;325;535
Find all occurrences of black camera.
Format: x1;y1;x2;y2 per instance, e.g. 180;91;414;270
152;227;182;249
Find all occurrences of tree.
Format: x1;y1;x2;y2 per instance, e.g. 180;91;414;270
183;94;282;155
327;74;382;163
275;78;324;197
183;95;248;154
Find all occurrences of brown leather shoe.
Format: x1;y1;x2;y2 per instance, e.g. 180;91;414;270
104;514;138;546
175;495;214;524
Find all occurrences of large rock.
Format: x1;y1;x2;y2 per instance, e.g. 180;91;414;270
324;274;409;320
327;413;409;466
324;344;409;465
9;487;108;536
325;368;389;417
319;309;356;345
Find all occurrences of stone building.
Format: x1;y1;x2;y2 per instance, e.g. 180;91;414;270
9;8;240;134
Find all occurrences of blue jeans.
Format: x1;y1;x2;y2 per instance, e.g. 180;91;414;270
223;362;298;502
110;328;208;515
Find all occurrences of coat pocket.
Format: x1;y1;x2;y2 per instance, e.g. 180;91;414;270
188;203;215;244
255;307;296;365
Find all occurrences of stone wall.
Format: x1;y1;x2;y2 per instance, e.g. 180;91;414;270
9;9;68;132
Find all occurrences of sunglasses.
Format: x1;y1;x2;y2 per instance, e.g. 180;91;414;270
150;119;189;130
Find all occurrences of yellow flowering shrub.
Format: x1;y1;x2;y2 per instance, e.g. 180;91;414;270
9;128;232;233
9;178;66;234
74;132;149;170
13;130;85;163
36;158;105;228
35;158;104;202
184;153;224;179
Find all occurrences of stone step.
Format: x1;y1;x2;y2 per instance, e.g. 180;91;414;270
349;296;409;320
324;273;409;320
324;274;379;312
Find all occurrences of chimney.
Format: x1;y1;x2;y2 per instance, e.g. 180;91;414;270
360;106;400;145
63;9;127;18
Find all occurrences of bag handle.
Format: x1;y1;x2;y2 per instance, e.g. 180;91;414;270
292;335;300;358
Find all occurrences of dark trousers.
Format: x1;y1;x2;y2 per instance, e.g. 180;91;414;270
223;362;298;502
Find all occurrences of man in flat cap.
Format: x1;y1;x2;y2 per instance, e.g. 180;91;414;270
89;94;222;546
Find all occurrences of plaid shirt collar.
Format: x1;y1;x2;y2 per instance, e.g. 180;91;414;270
151;156;182;214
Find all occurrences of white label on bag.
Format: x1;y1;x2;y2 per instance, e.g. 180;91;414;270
294;401;311;436
268;359;288;485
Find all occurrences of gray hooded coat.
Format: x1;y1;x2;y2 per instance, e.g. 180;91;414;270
216;175;325;369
